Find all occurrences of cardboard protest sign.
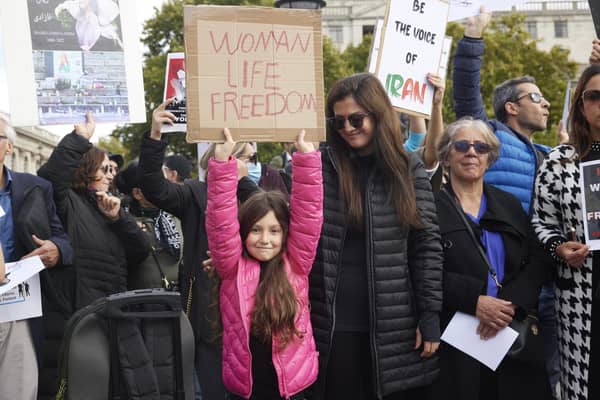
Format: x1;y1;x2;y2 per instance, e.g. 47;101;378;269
183;5;325;143
580;159;600;250
375;0;449;118
163;52;187;133
0;0;145;126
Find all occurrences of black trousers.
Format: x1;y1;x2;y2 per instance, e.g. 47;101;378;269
196;340;226;400
324;331;432;400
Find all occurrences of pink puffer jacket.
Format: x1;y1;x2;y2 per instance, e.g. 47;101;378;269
206;150;323;399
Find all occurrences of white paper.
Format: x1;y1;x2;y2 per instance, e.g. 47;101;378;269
441;311;518;371
0;257;45;322
437;36;453;81
579;159;600;250
162;52;187;133
0;204;5;218
448;0;527;22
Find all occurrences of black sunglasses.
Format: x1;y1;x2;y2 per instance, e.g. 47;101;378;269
100;165;115;175
582;89;600;103
327;112;370;130
512;92;544;104
451;140;492;155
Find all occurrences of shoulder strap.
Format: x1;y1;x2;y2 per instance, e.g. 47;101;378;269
441;188;502;290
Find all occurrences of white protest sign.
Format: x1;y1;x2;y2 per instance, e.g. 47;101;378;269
375;0;449;117
0;257;44;323
438;36;453;81
580;159;600;250
367;19;384;73
447;0;527;22
162;52;187;133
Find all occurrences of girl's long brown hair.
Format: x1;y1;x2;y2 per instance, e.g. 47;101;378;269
239;190;301;347
568;64;600;159
326;73;420;228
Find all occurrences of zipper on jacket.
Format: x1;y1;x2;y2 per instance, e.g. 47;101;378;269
238;265;254;399
275;349;289;398
322;222;347;390
365;185;382;399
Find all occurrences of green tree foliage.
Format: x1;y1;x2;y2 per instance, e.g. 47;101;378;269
443;14;578;147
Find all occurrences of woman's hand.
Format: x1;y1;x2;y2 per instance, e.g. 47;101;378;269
476;295;515;331
556;241;590;268
427;73;445;105
150;98;177;140
215;128;235;161
74;111;95;140
96;191;120;221
294;130;314;153
414;327;439;358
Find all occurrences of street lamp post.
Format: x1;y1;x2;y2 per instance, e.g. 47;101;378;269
274;0;326;9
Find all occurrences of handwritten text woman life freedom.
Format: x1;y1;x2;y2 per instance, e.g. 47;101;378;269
207;29;317;122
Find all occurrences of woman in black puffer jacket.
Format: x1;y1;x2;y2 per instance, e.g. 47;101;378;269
36;113;150;399
309;73;444;400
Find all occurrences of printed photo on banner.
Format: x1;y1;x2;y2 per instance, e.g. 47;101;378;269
183;5;325;143
162;52;187;133
0;1;145;127
580;159;600;250
27;0;128;125
375;0;449;118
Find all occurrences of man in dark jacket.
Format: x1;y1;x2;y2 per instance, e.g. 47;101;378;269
140;100;257;399
0;114;72;400
452;9;558;397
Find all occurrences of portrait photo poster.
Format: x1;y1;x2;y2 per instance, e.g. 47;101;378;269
0;0;145;126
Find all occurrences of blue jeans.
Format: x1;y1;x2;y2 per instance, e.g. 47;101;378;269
538;283;560;399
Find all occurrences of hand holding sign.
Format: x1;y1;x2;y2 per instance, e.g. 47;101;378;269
151;99;177;140
294;130;314;153
215;128;236;161
590;39;600;65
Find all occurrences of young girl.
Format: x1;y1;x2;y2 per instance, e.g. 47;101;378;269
205;128;323;400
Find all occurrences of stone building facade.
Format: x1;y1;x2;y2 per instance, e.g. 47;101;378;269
322;0;595;65
6;126;59;174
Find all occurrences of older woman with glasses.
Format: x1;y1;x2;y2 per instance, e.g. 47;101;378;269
532;63;600;400
38;112;150;309
432;117;551;400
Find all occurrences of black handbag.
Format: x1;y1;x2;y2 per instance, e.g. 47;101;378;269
441;189;544;366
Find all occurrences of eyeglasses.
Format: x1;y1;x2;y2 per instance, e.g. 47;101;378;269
237;152;258;164
512;92;544;104
451;140;492;155
582;89;600;103
327;112;370;130
100;165;115;175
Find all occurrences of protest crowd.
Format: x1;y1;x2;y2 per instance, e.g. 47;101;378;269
3;3;600;400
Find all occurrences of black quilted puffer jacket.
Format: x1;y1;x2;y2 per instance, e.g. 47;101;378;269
309;147;444;399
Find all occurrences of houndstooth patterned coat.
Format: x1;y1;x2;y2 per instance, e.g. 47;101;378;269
532;145;592;400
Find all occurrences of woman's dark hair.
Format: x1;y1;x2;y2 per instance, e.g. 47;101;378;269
568;64;600;158
238;190;301;347
72;146;107;191
326;72;420;228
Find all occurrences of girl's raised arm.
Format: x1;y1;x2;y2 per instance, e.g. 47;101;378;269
287;130;323;276
205;128;243;280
